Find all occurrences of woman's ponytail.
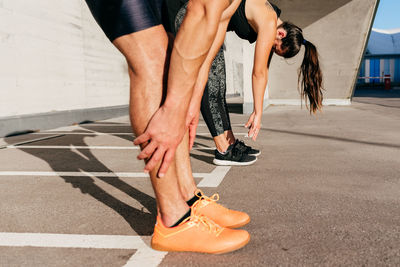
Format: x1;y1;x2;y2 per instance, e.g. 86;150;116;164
299;40;323;113
280;22;324;113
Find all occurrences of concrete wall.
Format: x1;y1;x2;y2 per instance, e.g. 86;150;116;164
0;0;129;136
0;0;379;135
225;0;379;113
224;33;244;97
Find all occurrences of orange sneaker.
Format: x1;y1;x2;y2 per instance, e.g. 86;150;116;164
151;214;250;254
193;190;250;228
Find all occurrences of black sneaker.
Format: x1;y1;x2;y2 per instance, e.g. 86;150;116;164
234;140;261;156
213;144;257;166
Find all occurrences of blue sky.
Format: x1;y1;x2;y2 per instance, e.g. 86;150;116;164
372;0;400;29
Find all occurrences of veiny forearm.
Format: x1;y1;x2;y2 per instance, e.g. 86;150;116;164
163;0;230;115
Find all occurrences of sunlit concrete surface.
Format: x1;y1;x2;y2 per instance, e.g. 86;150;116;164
0;91;399;266
224;0;380;113
1;0;380;135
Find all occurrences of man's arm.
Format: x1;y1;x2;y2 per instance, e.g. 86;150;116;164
186;12;235;149
134;0;238;177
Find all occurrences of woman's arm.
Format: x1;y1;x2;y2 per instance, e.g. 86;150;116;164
244;0;277;140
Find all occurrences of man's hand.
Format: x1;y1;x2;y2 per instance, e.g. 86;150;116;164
133;105;187;177
245;111;262;141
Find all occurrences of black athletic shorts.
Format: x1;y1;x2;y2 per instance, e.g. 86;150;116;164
85;0;163;41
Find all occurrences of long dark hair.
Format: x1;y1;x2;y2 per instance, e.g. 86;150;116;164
279;22;323;113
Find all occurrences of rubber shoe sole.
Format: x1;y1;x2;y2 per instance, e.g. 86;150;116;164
152;233;250;254
213;157;257;166
226;216;251;228
248;151;261;157
151;215;250;254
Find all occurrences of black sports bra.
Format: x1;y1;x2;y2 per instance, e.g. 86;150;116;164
227;0;281;44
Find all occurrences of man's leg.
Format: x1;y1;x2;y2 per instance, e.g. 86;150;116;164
113;26;189;227
134;0;235;176
174;131;197;201
112;24;250;254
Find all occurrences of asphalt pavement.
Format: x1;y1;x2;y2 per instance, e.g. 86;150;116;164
0;89;399;266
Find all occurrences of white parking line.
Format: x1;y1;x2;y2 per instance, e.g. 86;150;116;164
0;124;235;266
6;145;141;150
0;233;166;267
32;132;133;135
197;166;231;187
30;132;248;136
0;134;65;149
0;166;231;187
5;145;218;151
79;123;246;127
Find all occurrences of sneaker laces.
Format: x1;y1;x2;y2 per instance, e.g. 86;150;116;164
235;140;249;152
181;213;223;236
194;189;230;216
194;189;219;204
182;190;223;236
231;145;243;159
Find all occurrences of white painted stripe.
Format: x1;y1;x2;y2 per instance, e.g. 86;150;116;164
123;241;166;267
71;123;246;128
5;145;218;150
32;132;132;136
0;233;166;267
30;132;249;137
77;123;131;126
0;134;64;149
0;171;149;178
197;166;231;187
0;167;230;187
0;232;144;249
197;124;248;127
365;59;370;83
6;145;140;150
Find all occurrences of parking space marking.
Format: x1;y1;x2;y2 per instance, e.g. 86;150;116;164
0;123;235;266
0;166;231;187
32;132;133;135
0;134;65;149
30;132;248;136
4;145;219;150
5;145;141;150
197;166;231;187
76;123;246;127
0;232;166;267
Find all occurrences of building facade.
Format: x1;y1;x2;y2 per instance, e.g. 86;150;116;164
358;28;400;85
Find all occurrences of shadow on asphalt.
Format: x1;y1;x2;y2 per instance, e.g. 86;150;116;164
189;153;214;165
353;88;400;109
353;88;400;98
4;124;157;236
261;127;400;149
194;134;213;141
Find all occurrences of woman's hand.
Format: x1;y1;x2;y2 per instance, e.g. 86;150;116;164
245;111;262;141
133;105;187;177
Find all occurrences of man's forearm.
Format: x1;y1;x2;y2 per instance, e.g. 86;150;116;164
162;0;231;115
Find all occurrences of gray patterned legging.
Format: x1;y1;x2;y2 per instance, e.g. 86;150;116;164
175;4;232;137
